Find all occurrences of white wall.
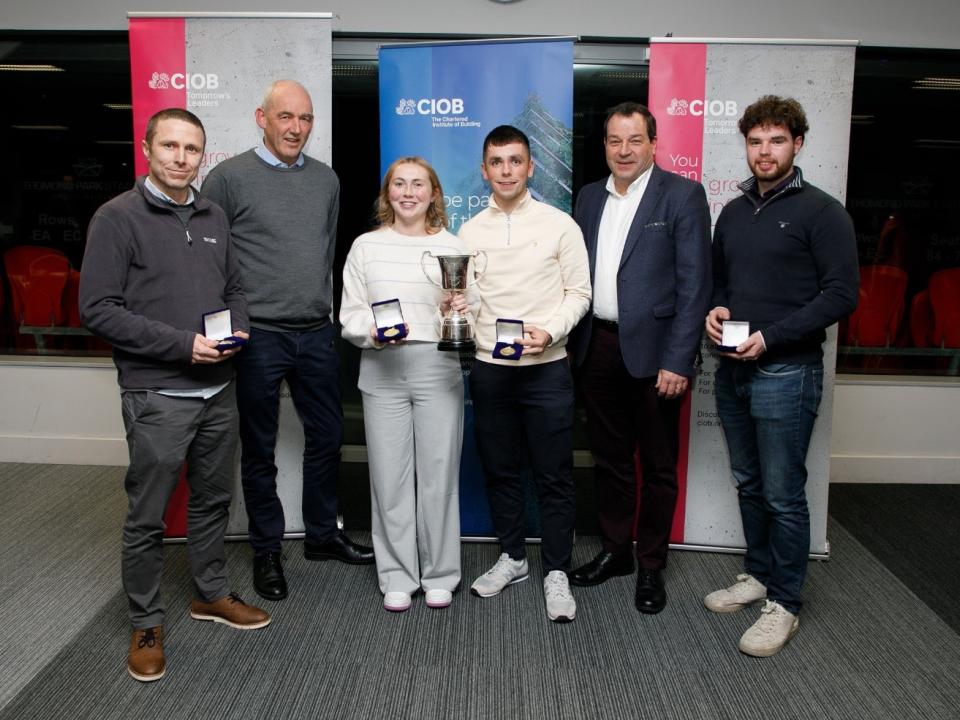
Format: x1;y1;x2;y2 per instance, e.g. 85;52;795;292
831;379;960;483
3;0;960;50
1;359;958;484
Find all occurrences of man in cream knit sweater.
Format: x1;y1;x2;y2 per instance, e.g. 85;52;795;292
459;125;591;623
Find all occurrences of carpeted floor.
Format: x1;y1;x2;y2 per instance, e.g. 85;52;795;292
1;463;958;720
828;483;960;633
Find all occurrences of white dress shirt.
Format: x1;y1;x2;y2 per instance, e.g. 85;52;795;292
592;166;653;321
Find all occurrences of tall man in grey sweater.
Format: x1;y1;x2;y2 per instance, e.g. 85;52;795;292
203;80;373;603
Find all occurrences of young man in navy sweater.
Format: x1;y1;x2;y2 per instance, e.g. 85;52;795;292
703;96;858;657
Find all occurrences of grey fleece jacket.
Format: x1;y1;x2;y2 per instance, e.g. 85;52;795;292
80;177;248;390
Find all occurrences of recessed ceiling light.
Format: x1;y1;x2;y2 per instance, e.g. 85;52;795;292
0;64;65;72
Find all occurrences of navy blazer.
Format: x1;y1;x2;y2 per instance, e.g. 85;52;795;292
569;164;712;379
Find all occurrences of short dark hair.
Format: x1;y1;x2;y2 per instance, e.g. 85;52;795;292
482;125;530;158
738;95;808;141
144;107;206;147
604;101;657;141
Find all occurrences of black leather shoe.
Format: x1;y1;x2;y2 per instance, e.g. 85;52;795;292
634;568;666;614
253;552;288;601
304;531;375;565
568;551;634;587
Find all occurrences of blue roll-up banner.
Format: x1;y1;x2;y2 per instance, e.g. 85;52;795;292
379;37;574;536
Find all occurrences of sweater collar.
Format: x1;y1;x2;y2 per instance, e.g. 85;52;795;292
739;166;804;200
487;189;533;216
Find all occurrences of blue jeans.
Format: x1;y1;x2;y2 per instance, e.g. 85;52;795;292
715;359;823;614
234;325;342;553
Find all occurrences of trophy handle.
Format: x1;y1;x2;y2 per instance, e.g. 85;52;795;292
420;250;442;288
469;250;488;285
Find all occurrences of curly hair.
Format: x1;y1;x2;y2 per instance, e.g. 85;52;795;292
375;156;448;233
738;95;809;140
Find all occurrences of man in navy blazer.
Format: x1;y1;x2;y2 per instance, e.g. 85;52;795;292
568;102;711;614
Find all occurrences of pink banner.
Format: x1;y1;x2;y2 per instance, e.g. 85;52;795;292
129;17;187;177
648;42;707;545
648;43;707;185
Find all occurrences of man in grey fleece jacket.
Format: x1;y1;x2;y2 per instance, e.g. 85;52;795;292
80;108;268;684
203;80;373;603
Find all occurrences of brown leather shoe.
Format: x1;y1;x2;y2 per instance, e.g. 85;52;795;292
128;626;165;682
190;592;271;630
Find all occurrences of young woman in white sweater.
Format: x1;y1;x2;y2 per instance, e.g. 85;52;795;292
340;157;476;612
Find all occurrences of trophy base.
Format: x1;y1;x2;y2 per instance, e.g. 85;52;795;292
438;338;476;352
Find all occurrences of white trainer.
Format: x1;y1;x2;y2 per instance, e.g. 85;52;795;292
383;591;411;612
543;570;576;623
470;553;529;598
424;589;453;609
704;573;767;613
738;600;799;657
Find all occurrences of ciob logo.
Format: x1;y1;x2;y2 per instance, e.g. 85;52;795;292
666;98;738;117
395;97;465;116
148;71;220;90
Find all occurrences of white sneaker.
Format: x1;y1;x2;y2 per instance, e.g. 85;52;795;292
738;600;799;657
704;573;767;613
383;591;411;612
543;570;576;623
424;589;453;609
470;553;529;598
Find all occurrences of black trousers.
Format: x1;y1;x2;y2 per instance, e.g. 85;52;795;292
470;359;575;573
579;325;681;570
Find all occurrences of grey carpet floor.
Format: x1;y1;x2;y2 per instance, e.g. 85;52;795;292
1;463;959;720
828;483;960;633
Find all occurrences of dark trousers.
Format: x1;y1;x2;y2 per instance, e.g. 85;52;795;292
470;359;576;573
234;325;342;553
579;326;681;570
120;383;237;628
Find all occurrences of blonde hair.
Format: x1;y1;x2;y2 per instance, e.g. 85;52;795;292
375;156;447;232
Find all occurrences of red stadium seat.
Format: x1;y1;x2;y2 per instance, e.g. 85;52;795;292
3;246;70;327
928;268;960;348
844;265;908;347
62;268;83;328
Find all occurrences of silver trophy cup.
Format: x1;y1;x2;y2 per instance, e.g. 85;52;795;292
421;250;487;351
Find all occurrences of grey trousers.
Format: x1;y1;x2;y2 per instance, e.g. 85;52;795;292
120;383;237;628
359;343;463;595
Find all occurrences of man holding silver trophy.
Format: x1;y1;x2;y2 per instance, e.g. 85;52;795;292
457;125;592;623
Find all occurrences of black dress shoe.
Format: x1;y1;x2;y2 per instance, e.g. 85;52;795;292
634;568;666;614
304;531;375;565
253;552;288;601
568;551;634;587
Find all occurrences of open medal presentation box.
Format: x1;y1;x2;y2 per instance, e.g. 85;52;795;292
493;318;523;360
373;299;407;343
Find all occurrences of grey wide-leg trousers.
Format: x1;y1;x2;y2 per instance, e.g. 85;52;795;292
359;343;463;596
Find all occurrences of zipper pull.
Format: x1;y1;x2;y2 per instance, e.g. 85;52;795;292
186;229;193;245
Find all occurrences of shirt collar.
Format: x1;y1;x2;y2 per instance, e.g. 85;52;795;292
255;141;305;169
605;164;653;199
740;167;804;199
144;176;195;206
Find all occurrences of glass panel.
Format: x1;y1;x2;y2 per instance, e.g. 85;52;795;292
6;32;957;377
1;32;132;356
838;47;960;376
